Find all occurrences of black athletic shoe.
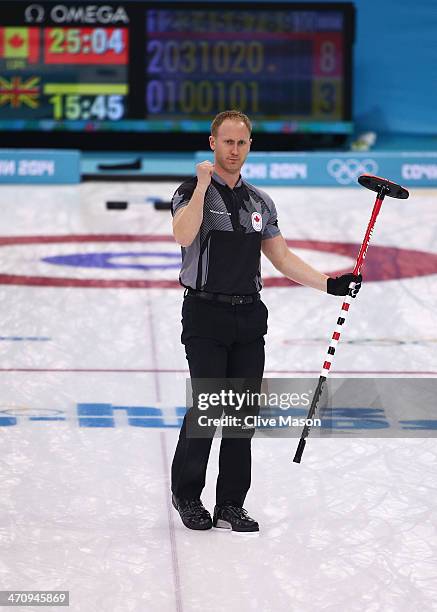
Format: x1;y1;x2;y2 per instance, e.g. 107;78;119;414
172;494;212;530
213;502;259;533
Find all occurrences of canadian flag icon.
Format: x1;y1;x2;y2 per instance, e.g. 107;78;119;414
251;211;262;232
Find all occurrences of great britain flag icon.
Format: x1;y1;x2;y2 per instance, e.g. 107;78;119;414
0;76;41;108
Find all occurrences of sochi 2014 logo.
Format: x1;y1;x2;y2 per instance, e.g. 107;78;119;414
327;159;379;185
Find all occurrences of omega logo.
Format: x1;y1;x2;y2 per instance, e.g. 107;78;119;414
25;4;129;25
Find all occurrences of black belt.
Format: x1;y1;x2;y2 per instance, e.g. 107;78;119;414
186;288;260;305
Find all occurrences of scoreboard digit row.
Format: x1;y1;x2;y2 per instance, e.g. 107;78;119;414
145;79;341;119
146;34;342;78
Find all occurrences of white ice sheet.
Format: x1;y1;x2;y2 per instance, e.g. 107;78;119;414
0;183;436;611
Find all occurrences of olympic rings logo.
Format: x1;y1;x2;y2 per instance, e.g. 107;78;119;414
327;159;379;185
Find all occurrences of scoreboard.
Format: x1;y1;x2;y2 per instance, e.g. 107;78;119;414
146;8;347;122
0;2;355;146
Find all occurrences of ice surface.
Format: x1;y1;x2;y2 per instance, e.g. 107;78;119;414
0;183;436;611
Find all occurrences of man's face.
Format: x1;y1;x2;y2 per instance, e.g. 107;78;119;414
209;119;252;175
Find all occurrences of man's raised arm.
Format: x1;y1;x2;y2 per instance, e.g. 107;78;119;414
173;161;214;247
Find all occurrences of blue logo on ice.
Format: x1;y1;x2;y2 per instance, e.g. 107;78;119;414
77;403;186;427
1;404;437;432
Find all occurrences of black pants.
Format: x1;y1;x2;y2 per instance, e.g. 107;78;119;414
171;294;268;506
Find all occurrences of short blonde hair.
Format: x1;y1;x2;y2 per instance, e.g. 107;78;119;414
211;110;252;137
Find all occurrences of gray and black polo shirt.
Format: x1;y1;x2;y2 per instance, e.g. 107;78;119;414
171;171;281;295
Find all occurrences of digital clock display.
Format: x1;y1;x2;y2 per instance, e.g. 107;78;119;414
0;1;354;142
0;24;129;121
44;28;128;64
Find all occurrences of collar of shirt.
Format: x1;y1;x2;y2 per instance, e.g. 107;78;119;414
211;171;243;189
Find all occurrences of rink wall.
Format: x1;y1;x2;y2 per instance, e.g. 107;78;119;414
0;150;80;184
197;151;437;187
1;149;437;187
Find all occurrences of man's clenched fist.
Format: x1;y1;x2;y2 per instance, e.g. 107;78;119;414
196;160;215;189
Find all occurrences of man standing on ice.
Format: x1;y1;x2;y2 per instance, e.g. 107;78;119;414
170;110;361;533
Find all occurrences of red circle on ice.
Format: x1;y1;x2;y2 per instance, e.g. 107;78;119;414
0;234;435;288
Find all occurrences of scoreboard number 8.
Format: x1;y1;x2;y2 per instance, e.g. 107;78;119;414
320;41;336;74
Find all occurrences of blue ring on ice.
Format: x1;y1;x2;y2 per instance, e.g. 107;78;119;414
41;251;181;270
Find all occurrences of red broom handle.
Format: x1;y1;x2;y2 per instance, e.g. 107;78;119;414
293;186;388;463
